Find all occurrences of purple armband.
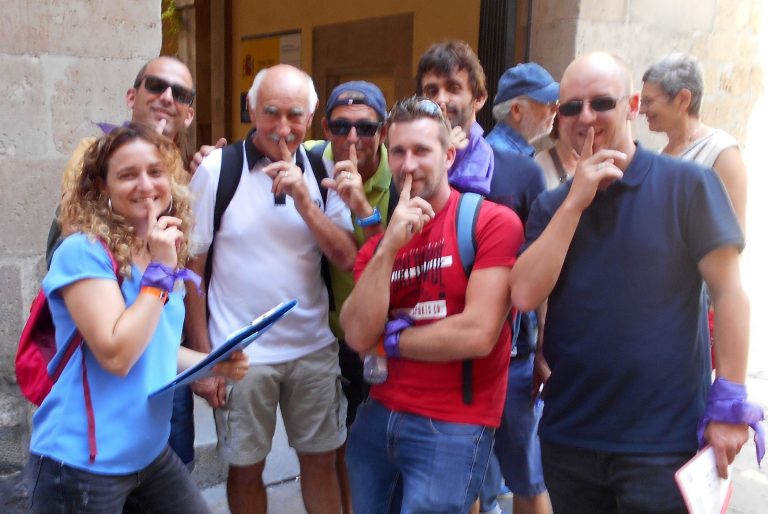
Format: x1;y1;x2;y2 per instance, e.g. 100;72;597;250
697;377;765;465
141;262;202;295
383;314;414;358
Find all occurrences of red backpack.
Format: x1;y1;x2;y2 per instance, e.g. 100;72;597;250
15;238;121;462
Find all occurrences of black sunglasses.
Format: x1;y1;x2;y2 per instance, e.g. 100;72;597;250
142;75;195;105
558;96;627;117
328;119;382;138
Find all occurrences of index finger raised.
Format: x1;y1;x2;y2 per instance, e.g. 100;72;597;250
145;197;158;231
580;127;595;160
399;174;412;204
279;138;292;163
155;118;167;136
349;143;358;170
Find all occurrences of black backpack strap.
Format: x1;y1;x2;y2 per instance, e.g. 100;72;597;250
204;141;245;290
455;192;483;405
306;142;329;209
301;142;335;311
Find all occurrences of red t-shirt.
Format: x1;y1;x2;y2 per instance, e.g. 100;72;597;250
354;190;523;426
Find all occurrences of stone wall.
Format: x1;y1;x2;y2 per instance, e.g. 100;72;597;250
531;0;764;150
0;0;162;500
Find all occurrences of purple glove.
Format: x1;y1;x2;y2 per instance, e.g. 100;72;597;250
141;262;202;295
697;377;765;465
383;314;414;358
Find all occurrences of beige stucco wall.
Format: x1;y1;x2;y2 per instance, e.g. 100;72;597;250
0;0;162;477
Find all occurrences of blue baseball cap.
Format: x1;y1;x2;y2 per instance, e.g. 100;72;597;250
326;81;387;121
494;63;559;105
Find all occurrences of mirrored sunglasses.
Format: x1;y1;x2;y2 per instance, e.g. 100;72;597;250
328;119;382;137
142;75;195;105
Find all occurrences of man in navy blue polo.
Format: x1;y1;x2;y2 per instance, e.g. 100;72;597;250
510;52;759;514
481;63;559;514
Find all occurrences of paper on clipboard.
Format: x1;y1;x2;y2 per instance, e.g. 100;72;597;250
148;299;297;399
674;446;733;514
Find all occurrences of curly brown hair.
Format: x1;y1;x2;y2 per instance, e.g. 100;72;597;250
59;124;193;278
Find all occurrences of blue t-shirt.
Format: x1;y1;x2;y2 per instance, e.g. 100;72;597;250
487;122;546;354
31;233;184;474
525;145;744;453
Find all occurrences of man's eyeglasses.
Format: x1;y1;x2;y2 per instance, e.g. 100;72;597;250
328;119;382;138
558;96;628;117
142;75;195;105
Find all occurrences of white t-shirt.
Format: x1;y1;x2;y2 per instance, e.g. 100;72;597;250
190;141;353;364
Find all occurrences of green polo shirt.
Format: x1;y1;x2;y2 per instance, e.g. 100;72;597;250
307;141;392;338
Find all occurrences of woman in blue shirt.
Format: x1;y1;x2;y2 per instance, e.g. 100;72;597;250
28;124;247;513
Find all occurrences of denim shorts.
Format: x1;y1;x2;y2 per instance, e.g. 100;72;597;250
541;441;693;514
346;399;494;514
27;446;209;513
214;342;347;466
493;353;546;496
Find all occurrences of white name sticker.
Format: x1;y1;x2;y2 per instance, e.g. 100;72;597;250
410;300;447;320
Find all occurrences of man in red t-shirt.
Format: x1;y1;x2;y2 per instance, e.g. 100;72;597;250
340;95;523;513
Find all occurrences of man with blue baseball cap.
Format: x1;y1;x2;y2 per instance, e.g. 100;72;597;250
480;62;559;514
489;62;559;158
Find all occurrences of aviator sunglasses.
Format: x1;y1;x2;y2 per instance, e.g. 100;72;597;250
142;75;196;105
558;95;628;117
328;119;382;138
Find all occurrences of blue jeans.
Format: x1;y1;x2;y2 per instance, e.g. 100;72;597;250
478;451;503;512
28;446;209;513
541;442;693;514
168;384;195;468
494;353;546;496
346;399;493;514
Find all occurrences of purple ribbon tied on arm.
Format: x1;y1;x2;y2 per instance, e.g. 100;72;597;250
697;377;765;465
140;262;203;295
383;314;414;358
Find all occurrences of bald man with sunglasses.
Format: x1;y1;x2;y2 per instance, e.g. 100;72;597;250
56;56;195;202
509;52;760;514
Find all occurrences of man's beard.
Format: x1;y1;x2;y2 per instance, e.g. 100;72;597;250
445;103;471;130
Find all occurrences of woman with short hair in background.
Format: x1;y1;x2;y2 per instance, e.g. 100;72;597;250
641;53;747;230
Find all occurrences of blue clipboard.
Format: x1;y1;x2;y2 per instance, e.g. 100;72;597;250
149;299;297;399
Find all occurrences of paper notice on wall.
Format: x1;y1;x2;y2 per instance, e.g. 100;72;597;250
675;446;733;514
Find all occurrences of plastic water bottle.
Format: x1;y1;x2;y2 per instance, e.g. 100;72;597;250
363;340;388;384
